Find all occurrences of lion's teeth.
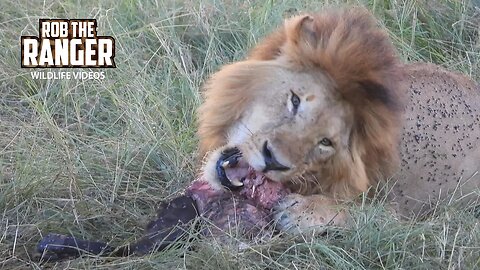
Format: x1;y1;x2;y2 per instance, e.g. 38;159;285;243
230;178;244;187
221;161;230;168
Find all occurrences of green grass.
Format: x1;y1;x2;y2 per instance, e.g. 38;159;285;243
0;0;479;269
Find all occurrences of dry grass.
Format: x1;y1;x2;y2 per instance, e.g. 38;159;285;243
0;0;479;269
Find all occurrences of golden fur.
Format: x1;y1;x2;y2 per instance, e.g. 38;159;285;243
197;7;480;231
198;8;402;198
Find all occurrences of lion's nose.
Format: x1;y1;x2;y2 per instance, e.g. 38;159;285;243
262;141;290;172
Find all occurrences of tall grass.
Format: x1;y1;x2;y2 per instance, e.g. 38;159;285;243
0;0;478;269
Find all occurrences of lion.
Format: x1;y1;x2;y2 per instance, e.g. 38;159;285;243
197;7;480;233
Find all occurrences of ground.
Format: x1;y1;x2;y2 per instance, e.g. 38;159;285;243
0;0;479;269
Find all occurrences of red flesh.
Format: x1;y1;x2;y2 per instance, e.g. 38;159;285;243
186;167;290;213
185;168;289;236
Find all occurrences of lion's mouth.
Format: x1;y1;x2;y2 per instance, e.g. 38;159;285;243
222;157;292;209
221;154;273;187
189;163;288;212
223;158;254;186
216;145;290;190
187;147;287;210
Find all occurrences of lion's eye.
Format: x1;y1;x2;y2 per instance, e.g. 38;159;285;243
319;138;332;146
290;91;301;111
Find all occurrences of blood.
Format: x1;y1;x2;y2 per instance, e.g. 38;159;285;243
185;168;290;236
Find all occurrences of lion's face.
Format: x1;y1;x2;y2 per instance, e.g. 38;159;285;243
198;9;402;197
227;63;354;183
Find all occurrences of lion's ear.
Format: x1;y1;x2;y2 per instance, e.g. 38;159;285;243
285;15;318;49
247;14;317;61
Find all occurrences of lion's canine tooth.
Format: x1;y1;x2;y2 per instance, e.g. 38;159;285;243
230;178;244;187
221;161;230;168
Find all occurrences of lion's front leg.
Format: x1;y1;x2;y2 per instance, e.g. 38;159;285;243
273;194;349;233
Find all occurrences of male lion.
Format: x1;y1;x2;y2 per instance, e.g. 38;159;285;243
197;7;480;233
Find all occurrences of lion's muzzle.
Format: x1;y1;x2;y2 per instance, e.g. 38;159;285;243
261;141;290;172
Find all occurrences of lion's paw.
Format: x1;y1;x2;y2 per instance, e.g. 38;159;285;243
273;194;348;233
